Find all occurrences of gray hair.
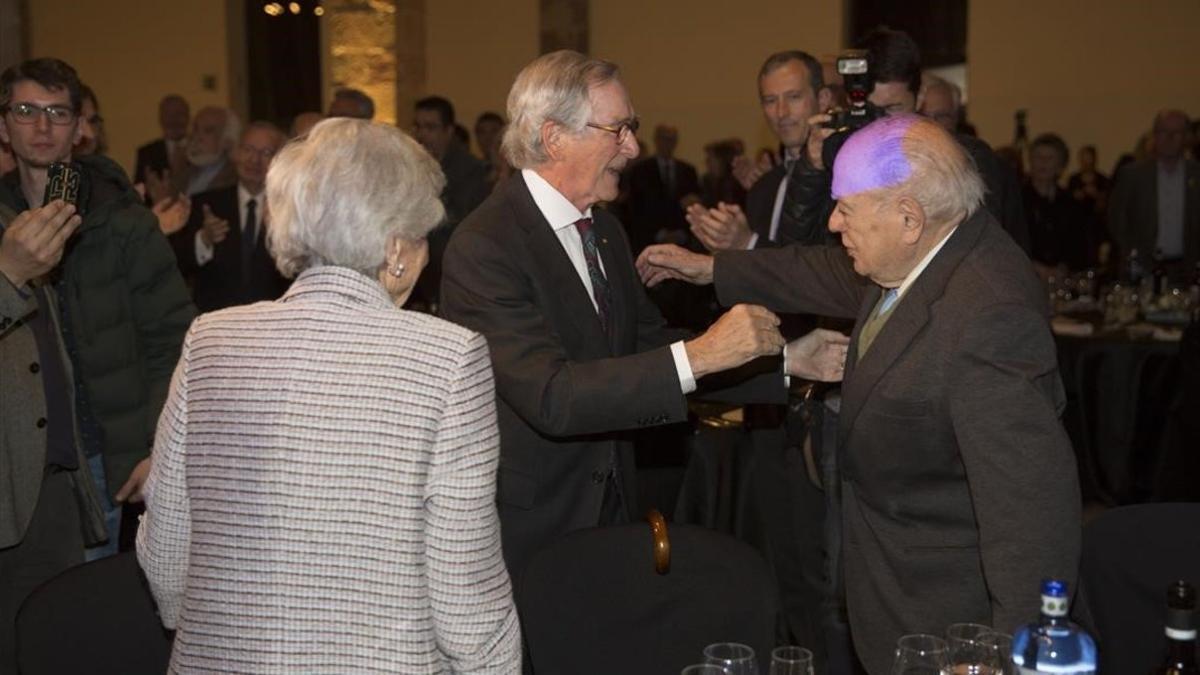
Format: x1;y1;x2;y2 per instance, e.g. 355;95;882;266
899;116;985;223
266;118;446;277
501;50;620;169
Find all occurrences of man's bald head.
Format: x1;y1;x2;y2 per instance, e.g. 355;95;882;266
833;114;983;227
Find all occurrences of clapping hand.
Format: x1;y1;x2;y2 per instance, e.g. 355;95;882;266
199;204;230;246
687;201;754;252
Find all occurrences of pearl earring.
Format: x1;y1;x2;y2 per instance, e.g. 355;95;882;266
388;261;405;278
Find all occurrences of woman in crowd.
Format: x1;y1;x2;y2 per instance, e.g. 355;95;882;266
137;118;521;673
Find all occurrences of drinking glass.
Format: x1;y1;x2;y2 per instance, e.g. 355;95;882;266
891;634;951;675
770;646;814;675
681;666;730;675
979;632;1016;675
703;642;759;675
945;623;992;674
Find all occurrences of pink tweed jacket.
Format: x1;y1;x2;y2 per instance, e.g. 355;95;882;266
137;266;521;674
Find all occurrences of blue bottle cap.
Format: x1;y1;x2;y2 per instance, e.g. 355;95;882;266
1041;578;1068;597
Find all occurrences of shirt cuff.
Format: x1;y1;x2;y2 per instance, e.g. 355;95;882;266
746;232;759;250
194;230;215;266
670;340;697;394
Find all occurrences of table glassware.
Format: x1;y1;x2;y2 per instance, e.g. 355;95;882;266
945;623;993;674
979;632;1016;675
681;665;731;675
770;646;814;675
703;642;758;675
892;634;951;675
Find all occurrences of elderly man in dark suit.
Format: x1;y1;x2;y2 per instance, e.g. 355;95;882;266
439;50;801;580
638;114;1081;674
171;121;290;312
1108;109;1200;273
624;124;700;253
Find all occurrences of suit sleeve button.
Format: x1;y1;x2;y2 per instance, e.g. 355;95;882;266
36;417;47;429
29;362;40;374
591;470;606;484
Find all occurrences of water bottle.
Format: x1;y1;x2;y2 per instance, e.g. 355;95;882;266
1011;579;1097;674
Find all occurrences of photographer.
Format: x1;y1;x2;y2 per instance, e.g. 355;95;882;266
808;28;1031;253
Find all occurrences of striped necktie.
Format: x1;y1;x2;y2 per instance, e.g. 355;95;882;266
574;217;611;333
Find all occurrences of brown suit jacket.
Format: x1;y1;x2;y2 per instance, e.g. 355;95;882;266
1107;157;1200;266
714;209;1081;674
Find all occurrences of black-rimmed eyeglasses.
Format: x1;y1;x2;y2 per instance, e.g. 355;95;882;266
586;117;639;145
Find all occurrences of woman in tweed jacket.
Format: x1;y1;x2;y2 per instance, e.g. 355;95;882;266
136;118;521;674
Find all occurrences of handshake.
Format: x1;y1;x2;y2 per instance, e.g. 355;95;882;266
638;244;849;383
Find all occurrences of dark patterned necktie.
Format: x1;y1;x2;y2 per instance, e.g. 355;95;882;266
574;217;611;333
241;198;257;279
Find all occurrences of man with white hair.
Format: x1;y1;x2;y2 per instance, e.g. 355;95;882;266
439;50;810;579
169;105;239;197
638;114;1081;674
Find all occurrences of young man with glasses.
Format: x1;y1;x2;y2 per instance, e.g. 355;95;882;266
0;58;194;576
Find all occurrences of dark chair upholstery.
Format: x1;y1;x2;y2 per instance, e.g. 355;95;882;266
16;552;173;674
1075;503;1200;674
517;515;780;675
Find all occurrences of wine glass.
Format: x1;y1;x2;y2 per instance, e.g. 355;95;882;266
681;666;730;675
945;623;992;674
770;646;814;675
703;642;759;675
892;634;951;675
979;632;1016;675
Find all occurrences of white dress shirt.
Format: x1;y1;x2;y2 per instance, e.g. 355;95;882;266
194;184;263;267
521;169;696;393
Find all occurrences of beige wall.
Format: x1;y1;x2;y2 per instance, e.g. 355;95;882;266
28;0;233;177
593;0;843;167
968;0;1200;171
424;1;539;147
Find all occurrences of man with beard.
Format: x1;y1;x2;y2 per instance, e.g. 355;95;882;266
169;105;239;197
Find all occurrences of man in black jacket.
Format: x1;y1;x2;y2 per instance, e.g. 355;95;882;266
171;121;290;312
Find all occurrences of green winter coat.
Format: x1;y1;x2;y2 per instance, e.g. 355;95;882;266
0;155;196;498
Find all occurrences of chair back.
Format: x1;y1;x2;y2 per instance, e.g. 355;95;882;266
517;512;779;675
1077;503;1200;674
16;552;173;675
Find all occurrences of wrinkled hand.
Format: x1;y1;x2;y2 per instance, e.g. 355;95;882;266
732;153;771;191
144;168;173;205
687;202;753;252
199;204;230;247
636;244;715;288
806;112;836;170
115;457;152;503
0;201;81;287
685;304;784;379
153;195;191;235
786;328;851;382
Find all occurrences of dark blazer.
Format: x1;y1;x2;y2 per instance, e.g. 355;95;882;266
625;156;700;253
418;141;490;307
713;209;1081;674
745;163;788;245
172;184;290;313
133;138;168;185
1107;157;1200;267
440;175;691;577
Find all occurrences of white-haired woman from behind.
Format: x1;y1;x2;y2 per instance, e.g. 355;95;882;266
137;118;521;674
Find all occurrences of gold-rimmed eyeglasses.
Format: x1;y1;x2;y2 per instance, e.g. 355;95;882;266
3;102;77;126
586;117;639;145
